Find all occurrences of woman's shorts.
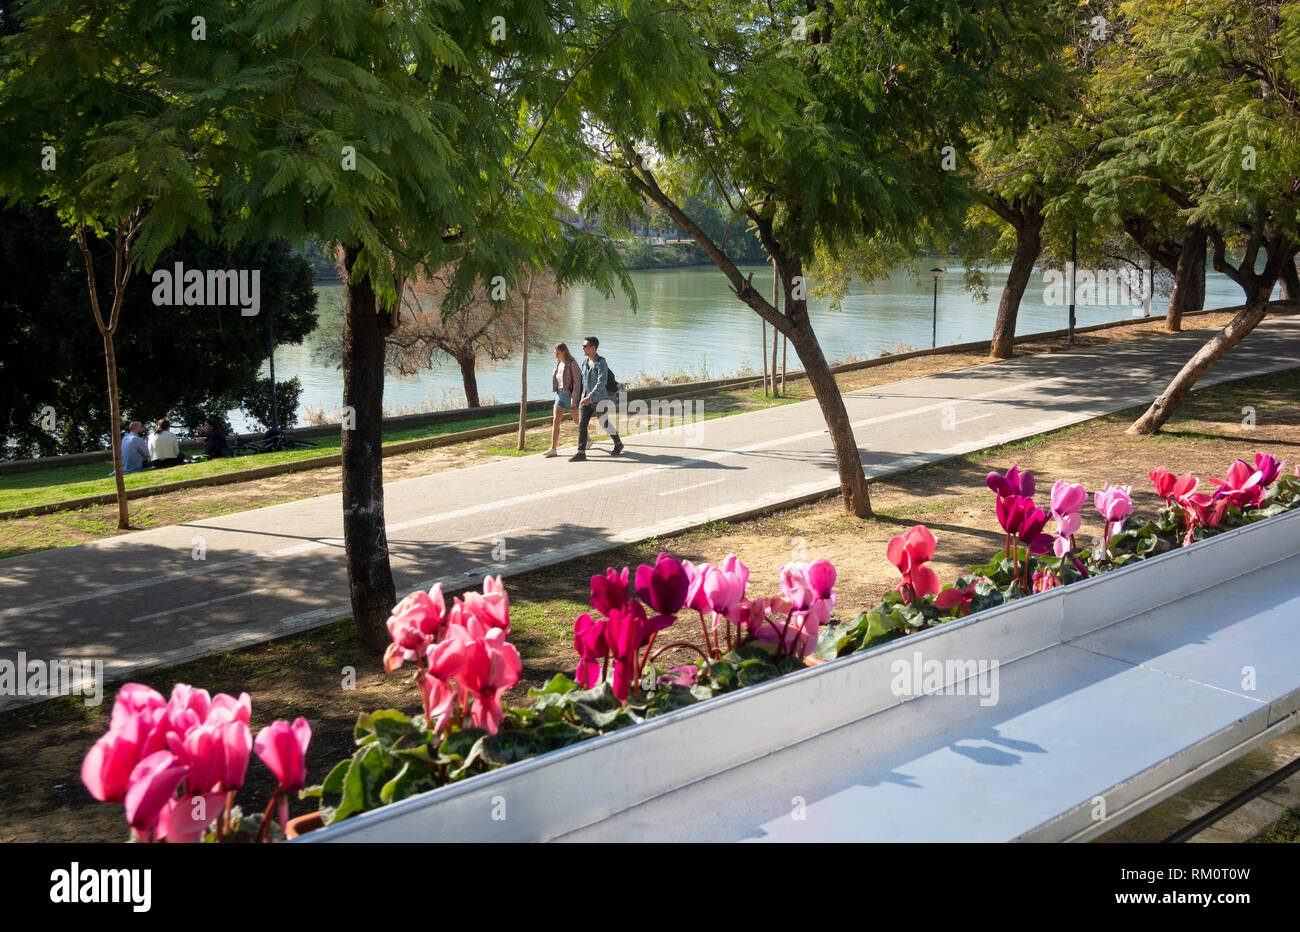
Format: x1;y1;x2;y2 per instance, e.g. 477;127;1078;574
555;390;577;410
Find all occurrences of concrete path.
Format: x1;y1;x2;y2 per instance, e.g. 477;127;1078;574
2;316;1298;705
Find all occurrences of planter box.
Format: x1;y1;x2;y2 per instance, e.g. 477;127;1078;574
302;508;1300;843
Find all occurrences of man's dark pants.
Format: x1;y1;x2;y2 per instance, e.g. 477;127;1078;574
578;402;619;450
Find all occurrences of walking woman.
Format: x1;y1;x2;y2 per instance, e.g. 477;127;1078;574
544;342;582;457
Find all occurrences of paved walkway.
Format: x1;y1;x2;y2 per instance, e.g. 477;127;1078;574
2;317;1298;704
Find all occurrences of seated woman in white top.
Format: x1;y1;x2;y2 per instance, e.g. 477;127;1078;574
148;418;183;467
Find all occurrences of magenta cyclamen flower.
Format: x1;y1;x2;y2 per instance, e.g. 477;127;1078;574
1253;454;1285;487
634;552;690;615
590;567;631;617
1208;455;1283;510
1015;502;1055;556
987;465;1035;499
572;613;608;689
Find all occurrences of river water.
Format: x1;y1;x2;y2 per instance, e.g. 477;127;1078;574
253;262;1268;428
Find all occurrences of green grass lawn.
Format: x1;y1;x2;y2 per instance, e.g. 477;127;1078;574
0;413;521;512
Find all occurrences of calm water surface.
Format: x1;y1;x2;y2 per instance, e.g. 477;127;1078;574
250;263;1270;429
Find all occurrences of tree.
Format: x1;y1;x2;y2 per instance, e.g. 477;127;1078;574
0;0;221;527
387;266;562;410
581;0;1066;516
212;0;631;651
959;11;1085;359
0;204;318;458
1104;0;1300;434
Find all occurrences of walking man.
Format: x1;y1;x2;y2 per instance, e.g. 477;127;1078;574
571;336;623;461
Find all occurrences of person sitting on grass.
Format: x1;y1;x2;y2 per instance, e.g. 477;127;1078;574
148;418;184;468
200;418;230;458
120;421;150;474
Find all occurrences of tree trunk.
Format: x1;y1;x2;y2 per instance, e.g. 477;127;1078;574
458;354;481;408
989;211;1043;360
1166;226;1207;332
786;315;871;516
621;151;870;515
1127;291;1269;435
1282;256;1300;302
761;319;769;395
517;294;529;449
341;244;397;653
102;332;129;529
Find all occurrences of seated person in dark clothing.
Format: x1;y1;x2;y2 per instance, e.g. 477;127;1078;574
201;418;230;458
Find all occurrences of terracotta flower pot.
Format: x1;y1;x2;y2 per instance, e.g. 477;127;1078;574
284;812;325;839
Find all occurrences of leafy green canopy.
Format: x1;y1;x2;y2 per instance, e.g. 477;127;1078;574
0;203;317;458
1085;0;1300;267
0;0;227;262
207;0;633;308
576;1;1070;289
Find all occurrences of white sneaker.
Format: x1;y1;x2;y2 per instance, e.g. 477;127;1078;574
542;447;558;458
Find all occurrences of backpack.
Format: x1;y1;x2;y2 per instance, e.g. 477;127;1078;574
605;365;617;393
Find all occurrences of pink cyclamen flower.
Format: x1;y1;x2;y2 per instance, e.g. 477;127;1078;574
418;674;459;734
1049;479;1087;549
458;631;522;735
1208;457;1278;510
462;575;510;630
572;612;609;689
658;665;699;688
806;558;836;599
165;683;212;736
701;563;745;617
996;494;1029;536
605;602;650;702
206;692;251;726
680;560;714;614
886;525;940;603
1176;490;1230;545
254;718;312;793
1094;484;1133;534
1015;501;1055;556
165;791;227;844
634;552;690;615
166;723;223;795
1149;468;1197;504
729;596;770;634
215;720;252;792
109;683;166;731
83;715;152;804
124;750;190;842
934;580;980;617
590;567;630;617
754;600;825;658
1032;569;1061;593
986;465;1035;499
1252;454;1284;488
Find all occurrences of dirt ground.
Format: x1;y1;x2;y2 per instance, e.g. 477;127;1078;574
2;359;1294;843
0;308;1247;560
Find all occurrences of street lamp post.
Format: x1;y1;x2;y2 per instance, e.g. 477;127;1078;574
930;267;944;349
267;305;277;431
1068;226;1077;345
